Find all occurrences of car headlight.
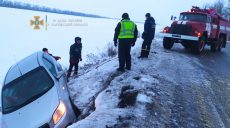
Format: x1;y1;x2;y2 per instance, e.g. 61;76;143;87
53;101;66;125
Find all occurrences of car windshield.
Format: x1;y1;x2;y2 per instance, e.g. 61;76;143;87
179;13;207;23
2;67;54;114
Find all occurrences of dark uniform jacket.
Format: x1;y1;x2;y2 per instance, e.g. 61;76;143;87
142;17;156;40
69;42;82;64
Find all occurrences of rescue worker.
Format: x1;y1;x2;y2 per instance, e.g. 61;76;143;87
139;13;156;58
114;13;138;71
42;48;61;60
67;37;82;81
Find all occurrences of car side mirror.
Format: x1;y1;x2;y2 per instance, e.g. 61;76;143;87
174;17;177;20
171;15;177;21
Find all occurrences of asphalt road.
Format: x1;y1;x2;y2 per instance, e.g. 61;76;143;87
197;44;230;128
149;41;230;128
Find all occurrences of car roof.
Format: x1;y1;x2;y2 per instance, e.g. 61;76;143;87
3;51;44;85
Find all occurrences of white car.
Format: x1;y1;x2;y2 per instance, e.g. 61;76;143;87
1;51;80;128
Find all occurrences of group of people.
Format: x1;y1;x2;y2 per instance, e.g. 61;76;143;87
43;12;156;81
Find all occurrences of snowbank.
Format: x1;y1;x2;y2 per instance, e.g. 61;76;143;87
68;39;167;127
67;35;224;127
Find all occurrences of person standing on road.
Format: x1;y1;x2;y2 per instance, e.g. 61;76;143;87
138;13;156;58
114;13;138;71
67;37;82;81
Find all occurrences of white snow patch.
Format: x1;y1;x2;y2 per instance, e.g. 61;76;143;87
137;93;152;103
95;88;120;110
68;109;125;128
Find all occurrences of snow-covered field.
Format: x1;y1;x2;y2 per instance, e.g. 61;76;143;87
0;7;166;127
0;7;166;85
2;0;230;127
2;7;230;127
0;7;146;85
0;7;143;125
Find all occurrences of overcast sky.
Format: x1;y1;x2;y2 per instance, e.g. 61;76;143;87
7;0;222;25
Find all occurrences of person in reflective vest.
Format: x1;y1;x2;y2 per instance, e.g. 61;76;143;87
139;13;156;58
114;13;138;71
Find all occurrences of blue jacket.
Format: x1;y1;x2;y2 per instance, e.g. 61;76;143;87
142;17;156;40
69;42;82;64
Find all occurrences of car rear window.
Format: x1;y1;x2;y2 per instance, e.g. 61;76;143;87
2;67;54;114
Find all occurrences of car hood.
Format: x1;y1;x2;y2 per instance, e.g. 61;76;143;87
2;86;59;128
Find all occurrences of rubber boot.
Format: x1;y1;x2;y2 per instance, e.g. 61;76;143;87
138;49;146;58
145;50;150;58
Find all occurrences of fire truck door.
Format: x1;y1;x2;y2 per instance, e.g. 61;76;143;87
206;16;211;37
211;17;218;38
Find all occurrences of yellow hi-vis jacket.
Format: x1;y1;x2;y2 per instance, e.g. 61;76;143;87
118;20;135;39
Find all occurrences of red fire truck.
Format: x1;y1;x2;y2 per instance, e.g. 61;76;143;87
161;6;230;54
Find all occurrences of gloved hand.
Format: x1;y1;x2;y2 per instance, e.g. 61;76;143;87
114;41;117;47
142;32;146;39
55;56;61;60
80;58;82;61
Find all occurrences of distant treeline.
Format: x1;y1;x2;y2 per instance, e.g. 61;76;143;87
0;0;109;19
203;0;230;21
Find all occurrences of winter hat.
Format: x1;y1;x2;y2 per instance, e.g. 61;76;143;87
42;48;48;52
145;13;151;18
75;37;81;42
122;13;129;19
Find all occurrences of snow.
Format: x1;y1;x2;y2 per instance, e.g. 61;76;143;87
67;39;166;127
137;94;152;103
0;7;145;126
0;8;215;127
2;4;225;127
0;7;145;85
68;68;160;127
66;32;229;127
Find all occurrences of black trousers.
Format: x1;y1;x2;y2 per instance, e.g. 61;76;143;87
118;42;132;69
67;60;79;78
141;39;153;57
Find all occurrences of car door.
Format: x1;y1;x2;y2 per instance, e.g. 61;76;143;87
53;60;71;100
42;53;70;101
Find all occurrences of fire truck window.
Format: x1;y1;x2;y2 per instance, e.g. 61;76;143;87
207;16;211;23
212;18;217;24
179;13;207;23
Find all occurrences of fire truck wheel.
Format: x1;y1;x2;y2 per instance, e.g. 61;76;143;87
192;37;205;54
163;37;174;49
217;37;224;52
211;43;218;52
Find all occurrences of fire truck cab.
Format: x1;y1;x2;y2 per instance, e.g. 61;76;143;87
161;6;230;54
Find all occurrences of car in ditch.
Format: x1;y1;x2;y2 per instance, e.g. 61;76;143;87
1;51;80;128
